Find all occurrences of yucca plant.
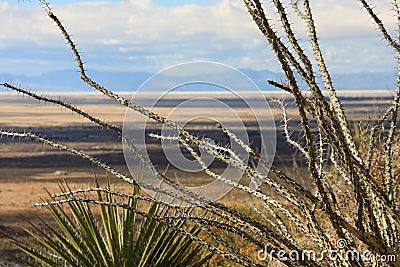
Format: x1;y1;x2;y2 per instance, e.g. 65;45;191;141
7;179;212;267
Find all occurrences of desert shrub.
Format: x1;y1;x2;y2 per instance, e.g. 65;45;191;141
6;179;212;267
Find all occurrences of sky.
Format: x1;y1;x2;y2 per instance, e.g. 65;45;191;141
0;0;398;76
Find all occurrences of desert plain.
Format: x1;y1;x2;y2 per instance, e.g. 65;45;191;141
0;89;395;263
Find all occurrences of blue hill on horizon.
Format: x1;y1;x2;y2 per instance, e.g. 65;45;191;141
0;69;397;92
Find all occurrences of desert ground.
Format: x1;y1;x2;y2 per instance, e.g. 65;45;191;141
0;90;395;263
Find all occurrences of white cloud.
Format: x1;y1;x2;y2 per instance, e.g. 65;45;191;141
0;3;60;45
312;0;396;38
0;0;398;75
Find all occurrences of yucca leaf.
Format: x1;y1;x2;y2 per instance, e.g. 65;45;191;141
45;203;95;264
67;196;110;266
97;178;120;265
19;222;78;266
121;186;138;266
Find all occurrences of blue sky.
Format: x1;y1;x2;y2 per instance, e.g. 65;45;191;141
14;0;219;6
0;0;397;77
153;0;218;6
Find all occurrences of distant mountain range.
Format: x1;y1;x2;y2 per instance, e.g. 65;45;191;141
0;69;397;92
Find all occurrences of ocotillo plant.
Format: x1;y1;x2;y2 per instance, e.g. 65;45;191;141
1;0;400;266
